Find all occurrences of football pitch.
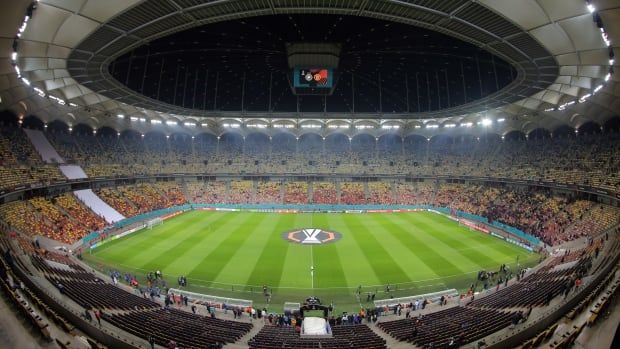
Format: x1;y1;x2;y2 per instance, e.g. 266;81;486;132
85;210;539;312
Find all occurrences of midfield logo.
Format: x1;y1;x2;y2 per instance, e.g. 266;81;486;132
283;228;342;245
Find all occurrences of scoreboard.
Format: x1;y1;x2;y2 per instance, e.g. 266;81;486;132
293;67;333;88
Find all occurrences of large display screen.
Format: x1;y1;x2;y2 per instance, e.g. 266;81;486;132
293;68;333;88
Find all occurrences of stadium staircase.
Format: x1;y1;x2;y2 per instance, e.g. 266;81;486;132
368;322;410;349
73;189;125;224
227;320;265;349
25;130;125;225
58;164;88;179
23;128;65;164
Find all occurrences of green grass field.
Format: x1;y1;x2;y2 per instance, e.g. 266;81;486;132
85;210;539;312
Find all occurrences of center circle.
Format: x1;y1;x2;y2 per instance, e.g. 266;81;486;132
281;228;342;245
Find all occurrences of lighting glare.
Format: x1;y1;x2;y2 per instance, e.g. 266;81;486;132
481;119;492;126
587;4;595;13
11;52;17;61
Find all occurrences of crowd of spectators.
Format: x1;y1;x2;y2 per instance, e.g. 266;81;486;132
229;181;253;204
186;181;227;204
283;182;308;204
27;124;619;195
367;182;394;204
54;193;106;233
0;198;89;244
312;182;337;204
0;127;64;191
340;182;365;204
256;181;281;204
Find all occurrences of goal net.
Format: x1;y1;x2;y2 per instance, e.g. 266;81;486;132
147;217;163;229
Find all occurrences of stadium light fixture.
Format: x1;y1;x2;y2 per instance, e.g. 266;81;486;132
151;119;162;124
587;3;595;13
11;52;17;61
166;120;177;126
184;122;196;127
414;125;421;129
130;116;138;121
444;124;456;128
117;114;124;119
579;94;591;103
33;87;45;97
21;77;30;86
593;84;603;93
481;118;492;126
426;124;439;129
301;124;321;129
497;118;505;123
461;122;473;127
604;73;611;81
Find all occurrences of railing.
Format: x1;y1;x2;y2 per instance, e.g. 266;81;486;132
167;287;252;309
373;288;459;308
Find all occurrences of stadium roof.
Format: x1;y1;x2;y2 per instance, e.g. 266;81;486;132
0;0;619;138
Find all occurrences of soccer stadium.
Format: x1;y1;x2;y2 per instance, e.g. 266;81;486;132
1;1;620;349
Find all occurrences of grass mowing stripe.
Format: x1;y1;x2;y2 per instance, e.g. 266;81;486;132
187;213;270;285
407;213;500;269
372;213;465;278
162;212;238;274
340;214;409;286
139;212;233;272
311;213;348;289
417;212;537;265
367;214;439;280
244;214;293;288
215;213;287;285
328;214;382;287
92;211;208;261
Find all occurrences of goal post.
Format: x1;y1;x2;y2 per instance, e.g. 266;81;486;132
147;217;163;230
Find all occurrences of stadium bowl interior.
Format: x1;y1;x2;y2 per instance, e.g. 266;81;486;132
0;1;620;349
